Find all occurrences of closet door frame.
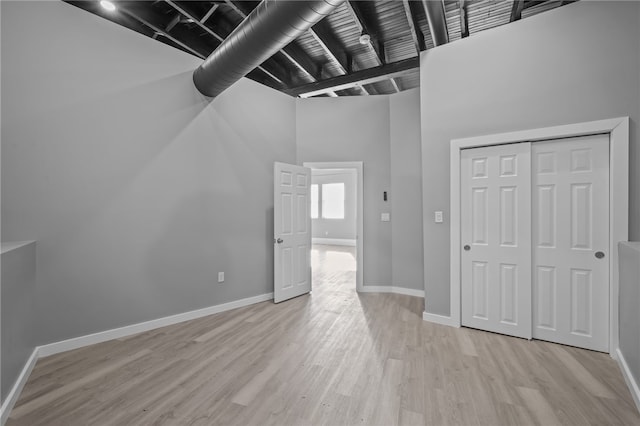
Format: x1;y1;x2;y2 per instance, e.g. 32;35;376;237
449;117;629;356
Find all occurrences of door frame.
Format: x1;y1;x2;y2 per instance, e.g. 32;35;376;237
303;161;364;292
449;117;629;355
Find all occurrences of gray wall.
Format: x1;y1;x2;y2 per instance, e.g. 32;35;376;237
296;90;425;291
390;89;424;292
420;0;640;315
619;242;640;398
296;96;392;286
311;169;357;240
1;242;36;402
1;1;296;345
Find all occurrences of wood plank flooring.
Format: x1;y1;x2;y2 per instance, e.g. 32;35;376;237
8;245;640;425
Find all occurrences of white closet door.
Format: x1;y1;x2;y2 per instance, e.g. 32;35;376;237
461;143;532;339
532;135;610;352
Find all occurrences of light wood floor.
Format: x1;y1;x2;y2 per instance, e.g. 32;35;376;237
8;245;640;425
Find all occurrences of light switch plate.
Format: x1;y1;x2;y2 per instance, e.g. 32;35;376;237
218;272;225;283
381;213;390;222
435;211;443;223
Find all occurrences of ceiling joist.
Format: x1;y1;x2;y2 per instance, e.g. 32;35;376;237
200;4;219;24
222;0;245;20
422;0;449;46
309;21;347;75
460;0;469;38
164;13;181;33
402;0;426;54
510;0;525;21
286;57;418;98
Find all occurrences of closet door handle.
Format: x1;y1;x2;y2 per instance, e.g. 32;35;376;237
464;245;471;251
595;251;605;259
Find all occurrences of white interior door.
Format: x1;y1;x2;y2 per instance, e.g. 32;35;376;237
532;135;610;352
274;162;312;303
461;143;532;338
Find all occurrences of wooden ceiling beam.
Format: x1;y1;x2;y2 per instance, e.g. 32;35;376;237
222;0;246;19
165;13;181;33
402;0;425;55
344;1;399;93
308;22;347;75
460;0;469;38
164;0;284;86
422;0;449;46
200;4;219;23
389;78;400;93
286;57;418;98
359;85;371;96
510;0;525;22
279;47;319;83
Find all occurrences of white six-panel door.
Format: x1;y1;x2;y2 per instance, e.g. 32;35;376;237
461;143;532;339
460;136;610;352
532;135;610;352
274;162;311;303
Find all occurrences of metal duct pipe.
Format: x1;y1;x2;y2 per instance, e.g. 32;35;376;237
422;0;449;46
193;0;344;98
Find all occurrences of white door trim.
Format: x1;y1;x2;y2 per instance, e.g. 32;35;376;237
448;117;629;355
304;161;364;292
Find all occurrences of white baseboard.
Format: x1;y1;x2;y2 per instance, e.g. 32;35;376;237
422;311;461;327
312;238;356;247
1;348;39;425
359;285;425;298
616;348;640;413
1;293;273;424
38;292;273;358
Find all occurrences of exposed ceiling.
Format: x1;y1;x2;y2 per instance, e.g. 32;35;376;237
66;0;577;98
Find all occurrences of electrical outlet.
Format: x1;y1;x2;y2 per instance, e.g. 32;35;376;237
381;213;390;222
218;272;224;283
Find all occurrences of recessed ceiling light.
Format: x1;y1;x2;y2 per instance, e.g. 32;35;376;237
100;1;116;12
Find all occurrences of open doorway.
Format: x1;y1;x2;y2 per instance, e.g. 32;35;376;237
303;162;363;293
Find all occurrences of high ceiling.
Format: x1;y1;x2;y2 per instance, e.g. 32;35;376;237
66;1;577;98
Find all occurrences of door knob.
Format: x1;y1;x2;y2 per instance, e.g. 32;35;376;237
595;251;605;259
276;238;283;244
464;245;471;251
